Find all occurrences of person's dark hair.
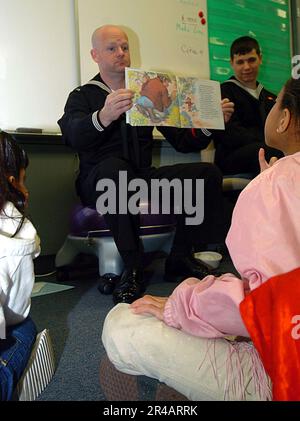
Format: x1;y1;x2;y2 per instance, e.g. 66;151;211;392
230;36;261;60
281;78;300;128
0;131;29;235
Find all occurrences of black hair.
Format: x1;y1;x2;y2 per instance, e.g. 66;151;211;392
0;131;29;236
281;78;300;127
230;36;261;60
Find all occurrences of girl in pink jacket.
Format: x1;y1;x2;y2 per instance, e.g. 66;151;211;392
102;78;300;401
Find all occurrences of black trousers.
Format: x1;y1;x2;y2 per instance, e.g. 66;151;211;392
216;142;284;176
79;157;224;268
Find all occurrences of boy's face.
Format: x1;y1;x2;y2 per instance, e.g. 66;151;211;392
231;49;262;86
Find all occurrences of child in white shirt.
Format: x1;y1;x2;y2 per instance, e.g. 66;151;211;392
0;131;40;400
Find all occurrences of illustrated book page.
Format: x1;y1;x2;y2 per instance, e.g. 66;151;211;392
125;67;224;130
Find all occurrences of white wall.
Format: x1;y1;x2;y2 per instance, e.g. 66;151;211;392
0;0;209;132
0;0;79;132
77;0;209;84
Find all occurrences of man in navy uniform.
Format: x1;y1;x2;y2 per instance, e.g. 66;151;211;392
58;25;234;304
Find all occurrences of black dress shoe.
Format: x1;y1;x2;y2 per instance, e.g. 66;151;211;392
164;254;219;282
112;268;146;305
98;274;120;295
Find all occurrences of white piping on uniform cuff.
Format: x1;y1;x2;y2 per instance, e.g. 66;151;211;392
200;128;212;137
92;111;104;132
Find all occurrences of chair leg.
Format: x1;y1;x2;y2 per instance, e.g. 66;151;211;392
95;237;124;277
55;236;79;268
141;232;175;255
55;232;174;280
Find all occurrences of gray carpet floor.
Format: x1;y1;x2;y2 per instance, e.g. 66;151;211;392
30;252;236;401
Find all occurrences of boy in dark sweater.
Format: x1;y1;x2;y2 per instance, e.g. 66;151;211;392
215;36;283;175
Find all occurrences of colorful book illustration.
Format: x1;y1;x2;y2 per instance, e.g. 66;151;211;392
125;67;225;130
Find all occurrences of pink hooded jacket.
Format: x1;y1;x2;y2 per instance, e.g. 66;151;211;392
163;152;300;338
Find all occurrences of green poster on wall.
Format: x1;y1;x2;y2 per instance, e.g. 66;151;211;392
207;0;291;94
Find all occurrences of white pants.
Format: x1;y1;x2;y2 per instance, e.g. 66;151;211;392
102;304;271;401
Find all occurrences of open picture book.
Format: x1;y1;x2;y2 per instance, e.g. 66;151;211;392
125;67;224;130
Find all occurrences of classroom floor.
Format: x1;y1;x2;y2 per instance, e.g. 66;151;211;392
30;251;237;401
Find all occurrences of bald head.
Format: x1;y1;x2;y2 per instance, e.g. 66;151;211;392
91;25;128;49
90;25;131;86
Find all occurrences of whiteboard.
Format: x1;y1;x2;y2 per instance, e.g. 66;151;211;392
77;0;209;85
0;0;79;132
